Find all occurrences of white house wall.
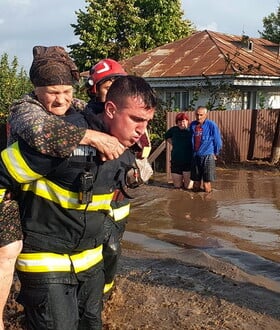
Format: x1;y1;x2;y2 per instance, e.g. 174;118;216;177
153;84;280;110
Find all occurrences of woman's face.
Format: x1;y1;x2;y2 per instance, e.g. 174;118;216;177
177;119;188;129
35;85;73;115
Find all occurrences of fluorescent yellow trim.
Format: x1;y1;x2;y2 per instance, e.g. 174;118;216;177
21;178;114;210
112;204;130;221
103;281;114;294
0;188;6;202
1;142;42;183
16;245;103;273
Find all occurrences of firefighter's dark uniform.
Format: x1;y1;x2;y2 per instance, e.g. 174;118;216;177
0;110;133;330
84;105;134;296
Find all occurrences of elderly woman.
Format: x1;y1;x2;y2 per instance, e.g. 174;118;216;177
165;112;193;190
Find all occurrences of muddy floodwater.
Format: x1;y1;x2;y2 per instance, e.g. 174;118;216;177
123;167;280;288
5;167;280;330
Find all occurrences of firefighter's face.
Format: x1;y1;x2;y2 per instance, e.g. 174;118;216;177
105;95;155;148
35;85;73;115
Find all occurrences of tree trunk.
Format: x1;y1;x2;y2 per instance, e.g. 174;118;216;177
270;110;280;164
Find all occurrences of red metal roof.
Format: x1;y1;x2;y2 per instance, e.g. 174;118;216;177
121;30;280;78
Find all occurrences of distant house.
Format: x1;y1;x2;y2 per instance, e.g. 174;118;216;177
121;30;280;110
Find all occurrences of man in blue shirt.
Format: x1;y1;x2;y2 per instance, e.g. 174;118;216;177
190;106;222;193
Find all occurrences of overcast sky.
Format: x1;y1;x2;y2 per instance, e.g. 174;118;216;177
0;0;279;71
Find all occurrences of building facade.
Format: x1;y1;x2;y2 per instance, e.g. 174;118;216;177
122;30;280;111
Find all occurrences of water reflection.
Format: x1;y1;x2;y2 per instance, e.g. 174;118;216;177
125;169;280;280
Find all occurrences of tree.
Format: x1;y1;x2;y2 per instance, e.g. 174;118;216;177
68;0;194;70
0;53;32;124
259;5;280;43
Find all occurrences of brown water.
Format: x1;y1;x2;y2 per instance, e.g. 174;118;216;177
123;168;280;283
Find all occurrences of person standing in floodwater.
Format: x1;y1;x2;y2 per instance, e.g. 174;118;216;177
190;106;222;193
165;112;193;190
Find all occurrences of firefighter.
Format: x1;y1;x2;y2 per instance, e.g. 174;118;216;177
0;48;126;330
0;47;157;330
0;55;130;330
85;59;153;296
87;58;127;108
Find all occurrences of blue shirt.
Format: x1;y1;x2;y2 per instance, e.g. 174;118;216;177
190;119;222;156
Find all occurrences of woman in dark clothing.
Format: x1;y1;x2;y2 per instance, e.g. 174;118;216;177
165;112;193;189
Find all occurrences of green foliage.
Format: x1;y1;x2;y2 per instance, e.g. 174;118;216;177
0;53;32;124
259;5;280;43
73;82;90;102
258;91;266;109
148;99;168;145
188;76;243;111
135;0;193;51
68;0;194;71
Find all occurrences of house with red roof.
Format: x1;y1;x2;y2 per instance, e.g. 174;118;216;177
121;30;280;110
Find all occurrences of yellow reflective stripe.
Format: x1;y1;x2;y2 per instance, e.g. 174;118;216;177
141;146;151;158
1;142;42;183
70;245;103;273
0;188;6;202
103;281;114;294
16;253;72;272
21;178;114;210
111;204;130;221
16;245;103;273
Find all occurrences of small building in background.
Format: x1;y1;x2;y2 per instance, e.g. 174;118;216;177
121;30;280;111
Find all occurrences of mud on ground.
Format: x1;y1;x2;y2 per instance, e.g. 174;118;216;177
4;248;280;330
4;162;280;329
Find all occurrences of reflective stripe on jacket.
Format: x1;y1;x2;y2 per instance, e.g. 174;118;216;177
109;189;130;221
21;179;114;211
16;245;103;274
1;142;42;183
0;188;5;202
1;138;121;253
109;202;130;221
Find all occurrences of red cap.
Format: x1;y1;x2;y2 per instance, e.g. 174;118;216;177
88;59;127;94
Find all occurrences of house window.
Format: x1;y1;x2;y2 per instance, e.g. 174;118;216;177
242;91;257;109
165;92;172;109
181;92;189;110
163;91;189;110
174;92;180;109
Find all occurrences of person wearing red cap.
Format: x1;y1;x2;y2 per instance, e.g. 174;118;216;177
87;58;127;106
86;59;152;158
165;112;193;190
85;59;153;297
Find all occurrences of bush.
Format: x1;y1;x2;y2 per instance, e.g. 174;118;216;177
0;53;32;124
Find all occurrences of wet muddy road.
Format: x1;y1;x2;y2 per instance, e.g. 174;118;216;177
123;168;280;286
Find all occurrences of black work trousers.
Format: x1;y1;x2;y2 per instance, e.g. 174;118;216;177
17;266;104;330
103;217;126;285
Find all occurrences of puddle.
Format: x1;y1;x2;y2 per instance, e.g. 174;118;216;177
124;168;280;282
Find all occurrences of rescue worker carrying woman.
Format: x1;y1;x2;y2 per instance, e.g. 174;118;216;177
0;55;126;330
0;46;157;330
85;58;153;296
